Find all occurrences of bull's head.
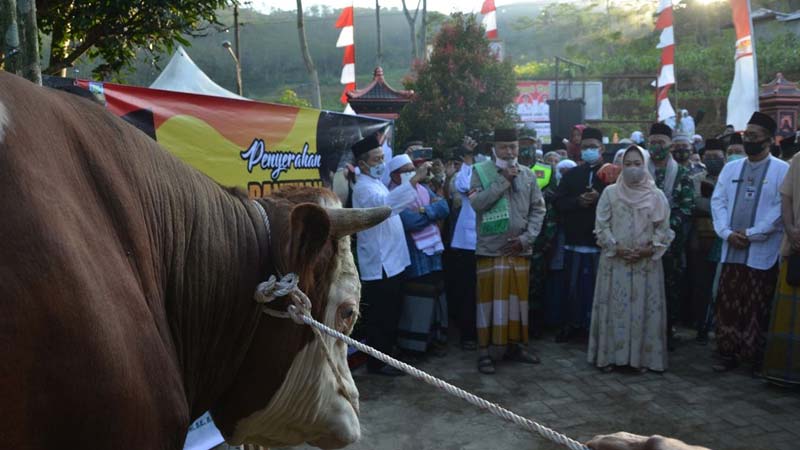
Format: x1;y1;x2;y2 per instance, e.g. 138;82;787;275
211;187;389;449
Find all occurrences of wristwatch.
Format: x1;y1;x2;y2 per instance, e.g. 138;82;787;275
419;206;426;214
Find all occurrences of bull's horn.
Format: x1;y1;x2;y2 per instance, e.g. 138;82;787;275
326;206;391;238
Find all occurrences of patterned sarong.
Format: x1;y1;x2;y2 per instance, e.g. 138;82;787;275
764;260;800;385
715;263;778;364
476;256;530;349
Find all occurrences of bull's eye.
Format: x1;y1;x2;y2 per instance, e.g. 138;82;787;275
341;308;355;320
337;303;358;334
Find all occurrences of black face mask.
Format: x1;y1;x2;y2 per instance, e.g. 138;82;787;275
705;158;724;176
673;147;692;163
744;140;768;156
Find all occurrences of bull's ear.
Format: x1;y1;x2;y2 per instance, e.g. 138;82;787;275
289;203;332;266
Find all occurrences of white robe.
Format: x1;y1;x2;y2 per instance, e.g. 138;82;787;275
711;155;789;270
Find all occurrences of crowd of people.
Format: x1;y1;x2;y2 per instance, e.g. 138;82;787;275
343;111;800;388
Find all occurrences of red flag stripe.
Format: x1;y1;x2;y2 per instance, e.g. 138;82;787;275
342;45;355;65
655;7;673;30
341;83;356;104
486;29;498;39
335;6;353;28
660;45;674;66
481;0;496;14
657;86;671;102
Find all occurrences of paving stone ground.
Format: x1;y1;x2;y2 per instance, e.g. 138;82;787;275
286;328;800;450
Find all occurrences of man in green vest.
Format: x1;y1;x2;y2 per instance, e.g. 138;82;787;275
470;127;547;374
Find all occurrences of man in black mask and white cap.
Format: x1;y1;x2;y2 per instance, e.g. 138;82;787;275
710;111;789;373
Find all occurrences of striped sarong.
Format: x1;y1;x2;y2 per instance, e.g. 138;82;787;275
476;256;530;350
764;260;800;385
715;263;778;364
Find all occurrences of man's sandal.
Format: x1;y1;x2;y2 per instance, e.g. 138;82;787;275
478;356;496;374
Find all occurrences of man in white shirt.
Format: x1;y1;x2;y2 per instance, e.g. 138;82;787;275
351;134;430;376
711;112;789;373
451;137;480;350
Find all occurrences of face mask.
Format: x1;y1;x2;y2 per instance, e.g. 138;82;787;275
400;172;415;184
704;158;724;176
494;157;518;170
368;162;385;179
649;144;670;161
673;147;691;163
623;166;646;184
581;148;601;164
475;153;489;163
727;154;745;163
744;140;768;156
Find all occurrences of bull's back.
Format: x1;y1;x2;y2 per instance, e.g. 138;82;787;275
0;73;189;449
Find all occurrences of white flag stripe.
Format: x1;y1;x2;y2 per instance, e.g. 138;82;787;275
656;26;674;49
658;98;675;123
336;26;354;48
482;11;497;32
340;63;355;84
727;55;758;130
657;64;675;87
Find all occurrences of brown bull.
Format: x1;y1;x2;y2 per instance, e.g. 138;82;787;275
0;72;388;449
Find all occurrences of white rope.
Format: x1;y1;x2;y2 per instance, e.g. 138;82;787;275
283;303;591;450
254;273;359;413
249;223;589;450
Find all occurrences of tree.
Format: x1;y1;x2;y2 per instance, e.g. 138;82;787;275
401;0;421;61
396;13;518;154
296;0;322;108
1;0;41;83
36;0;228;78
276;88;312;107
417;0;427;59
0;0;20;72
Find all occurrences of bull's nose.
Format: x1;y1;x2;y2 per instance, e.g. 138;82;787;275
308;428;361;450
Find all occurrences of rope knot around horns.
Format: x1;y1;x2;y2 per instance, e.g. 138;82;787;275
253;273;311;325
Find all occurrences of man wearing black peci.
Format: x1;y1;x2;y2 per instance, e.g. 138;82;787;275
552;127;610;343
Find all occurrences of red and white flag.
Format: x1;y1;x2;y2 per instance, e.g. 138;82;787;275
655;0;675;123
481;0;498;39
336;5;356;105
727;0;759;131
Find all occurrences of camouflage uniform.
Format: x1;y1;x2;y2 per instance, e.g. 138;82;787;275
654;164;695;334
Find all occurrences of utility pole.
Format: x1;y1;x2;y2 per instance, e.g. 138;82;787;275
375;0;383;66
234;2;240;65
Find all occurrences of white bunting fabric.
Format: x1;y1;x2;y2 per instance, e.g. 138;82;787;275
726;0;759;131
335;6;356;104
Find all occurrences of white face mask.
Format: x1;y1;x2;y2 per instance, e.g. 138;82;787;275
400;172;415;184
493;148;517;169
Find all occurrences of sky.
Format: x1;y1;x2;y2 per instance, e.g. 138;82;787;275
248;0;536;15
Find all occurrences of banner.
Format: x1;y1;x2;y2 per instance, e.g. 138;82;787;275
516;81;550;123
726;0;759;131
76;80;389;198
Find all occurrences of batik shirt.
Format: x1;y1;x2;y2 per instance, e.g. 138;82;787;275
655;164;695;246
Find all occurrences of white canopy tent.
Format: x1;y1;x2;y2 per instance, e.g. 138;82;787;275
150;46;249;101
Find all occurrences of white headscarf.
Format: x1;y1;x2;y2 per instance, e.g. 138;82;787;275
616;146;669;235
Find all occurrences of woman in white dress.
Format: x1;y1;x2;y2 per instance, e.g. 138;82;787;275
588;145;675;373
